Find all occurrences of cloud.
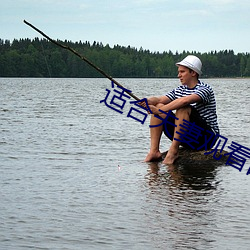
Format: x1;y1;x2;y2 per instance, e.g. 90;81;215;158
79;3;89;10
134;0;168;5
199;0;250;10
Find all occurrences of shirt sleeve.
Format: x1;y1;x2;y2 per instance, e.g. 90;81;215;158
195;86;212;104
166;88;178;101
166;90;175;101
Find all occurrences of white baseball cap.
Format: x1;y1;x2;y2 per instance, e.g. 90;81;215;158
176;55;202;75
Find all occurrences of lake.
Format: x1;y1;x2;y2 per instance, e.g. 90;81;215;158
0;78;250;250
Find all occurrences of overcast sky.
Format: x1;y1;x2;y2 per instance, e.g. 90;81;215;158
1;0;250;53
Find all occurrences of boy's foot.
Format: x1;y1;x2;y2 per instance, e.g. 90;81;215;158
163;150;179;165
144;151;162;162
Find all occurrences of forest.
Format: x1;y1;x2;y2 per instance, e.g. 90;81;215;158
0;38;250;78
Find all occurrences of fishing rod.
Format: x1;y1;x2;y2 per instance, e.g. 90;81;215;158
23;20;140;101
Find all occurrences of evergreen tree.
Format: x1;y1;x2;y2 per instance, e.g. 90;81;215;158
0;38;249;78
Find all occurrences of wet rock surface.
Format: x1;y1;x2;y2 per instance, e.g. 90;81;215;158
161;148;228;166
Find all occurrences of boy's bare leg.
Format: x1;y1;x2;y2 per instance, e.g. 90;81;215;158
144;105;166;162
163;106;191;165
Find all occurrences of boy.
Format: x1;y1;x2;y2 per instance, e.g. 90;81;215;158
144;55;219;164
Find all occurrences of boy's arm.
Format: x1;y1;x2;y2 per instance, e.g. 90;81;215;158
149;94;201;114
147;95;171;105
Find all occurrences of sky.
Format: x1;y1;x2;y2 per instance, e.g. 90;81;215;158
1;0;250;53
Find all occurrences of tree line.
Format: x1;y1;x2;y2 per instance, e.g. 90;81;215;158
0;38;250;78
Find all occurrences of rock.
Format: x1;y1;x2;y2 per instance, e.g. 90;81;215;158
161;147;228;166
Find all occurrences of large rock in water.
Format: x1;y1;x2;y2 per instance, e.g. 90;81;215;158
161;147;228;166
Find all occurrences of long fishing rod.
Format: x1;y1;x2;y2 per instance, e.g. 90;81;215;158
23;20;140;101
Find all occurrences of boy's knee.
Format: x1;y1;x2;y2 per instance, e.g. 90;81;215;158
176;106;191;116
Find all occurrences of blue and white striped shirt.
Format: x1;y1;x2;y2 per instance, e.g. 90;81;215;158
166;80;219;134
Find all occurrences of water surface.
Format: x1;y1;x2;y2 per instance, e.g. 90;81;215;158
1;78;250;249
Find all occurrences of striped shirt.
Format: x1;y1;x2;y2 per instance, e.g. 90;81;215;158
166;80;219;134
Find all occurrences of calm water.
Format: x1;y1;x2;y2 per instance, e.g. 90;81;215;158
0;78;250;250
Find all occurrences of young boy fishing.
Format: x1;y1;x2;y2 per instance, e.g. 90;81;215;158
144;55;219;164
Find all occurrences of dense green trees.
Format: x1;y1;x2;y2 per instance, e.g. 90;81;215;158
0;38;249;78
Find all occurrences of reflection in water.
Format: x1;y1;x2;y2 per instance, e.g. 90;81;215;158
147;161;220;191
144;161;222;249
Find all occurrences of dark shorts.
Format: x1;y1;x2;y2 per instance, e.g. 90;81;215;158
163;106;217;150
